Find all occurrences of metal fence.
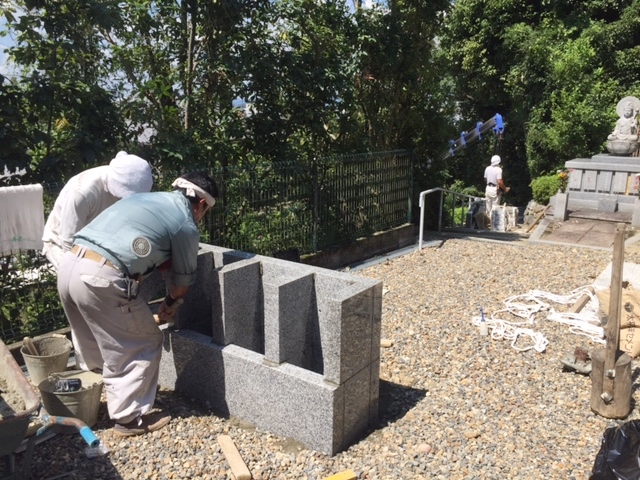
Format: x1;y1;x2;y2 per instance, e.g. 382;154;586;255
205;150;413;255
0;150;413;345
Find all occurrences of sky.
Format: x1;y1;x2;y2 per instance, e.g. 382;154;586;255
0;16;9;76
0;14;17;78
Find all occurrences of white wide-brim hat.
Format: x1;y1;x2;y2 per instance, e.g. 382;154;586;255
107;151;153;198
491;155;501;166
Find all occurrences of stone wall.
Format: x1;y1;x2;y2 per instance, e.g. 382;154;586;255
158;244;383;455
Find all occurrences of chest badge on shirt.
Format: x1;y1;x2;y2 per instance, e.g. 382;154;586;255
131;237;152;258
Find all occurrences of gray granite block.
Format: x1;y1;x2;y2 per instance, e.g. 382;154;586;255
315;274;380;385
341;364;374;449
159;332;350;454
369;360;380;424
139;270;166;303
371;282;383;364
214;259;263;351
632;197;640;228
158;328;229;414
596;171;613;192
554;193;568;221
565;153;640;213
262;264;316;369
598;195;618;213
613;171;629;194
175;250;215;335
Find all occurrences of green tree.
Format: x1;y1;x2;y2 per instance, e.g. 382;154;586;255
2;0;125;183
441;0;640;203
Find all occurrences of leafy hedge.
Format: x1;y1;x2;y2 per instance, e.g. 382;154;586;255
530;174;563;205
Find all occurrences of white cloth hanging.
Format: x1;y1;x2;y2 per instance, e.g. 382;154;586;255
0;184;45;256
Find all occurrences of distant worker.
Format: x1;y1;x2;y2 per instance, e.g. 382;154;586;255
42;152;153;269
57;171;218;437
484;154;510;215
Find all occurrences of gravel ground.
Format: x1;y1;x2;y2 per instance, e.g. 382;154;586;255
7;235;640;480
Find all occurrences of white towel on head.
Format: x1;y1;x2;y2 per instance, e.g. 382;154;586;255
0;184;45;257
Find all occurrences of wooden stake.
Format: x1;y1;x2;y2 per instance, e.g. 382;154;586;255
322;470;357;480
567;286;595;314
590;223;632;418
23;337;39;356
218;435;252;480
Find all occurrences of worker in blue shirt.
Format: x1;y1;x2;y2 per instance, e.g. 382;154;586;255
57;171;218;437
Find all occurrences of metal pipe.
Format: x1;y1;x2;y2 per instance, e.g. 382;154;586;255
38;412;100;448
438;190;443;232
417;187;484;249
418;191;426;250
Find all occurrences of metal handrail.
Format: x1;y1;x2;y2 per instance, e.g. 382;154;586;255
418;188;484;249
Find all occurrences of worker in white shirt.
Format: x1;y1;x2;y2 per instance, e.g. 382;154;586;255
483;154;510;215
42;152;153;269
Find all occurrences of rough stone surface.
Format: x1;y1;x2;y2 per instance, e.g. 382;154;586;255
8;238;640;479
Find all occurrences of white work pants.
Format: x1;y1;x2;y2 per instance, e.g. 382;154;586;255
485;185;502;215
57;247;163;424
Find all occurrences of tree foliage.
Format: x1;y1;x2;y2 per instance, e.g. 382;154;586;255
441;0;640;203
1;0;124;182
2;0;639;209
2;0;451;185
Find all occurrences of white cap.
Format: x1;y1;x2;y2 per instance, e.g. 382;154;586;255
491;155;501;166
107;151;153;198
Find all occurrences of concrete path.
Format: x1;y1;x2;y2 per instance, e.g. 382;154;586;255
529;208;636;250
346;208;640;272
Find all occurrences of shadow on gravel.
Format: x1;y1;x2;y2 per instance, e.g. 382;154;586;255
631;366;640;396
377;379;426;426
10;423;124;480
428;229;530;245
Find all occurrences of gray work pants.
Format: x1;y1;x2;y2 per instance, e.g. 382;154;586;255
57;247;163;424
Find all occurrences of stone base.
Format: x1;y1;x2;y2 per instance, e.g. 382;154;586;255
565;154;640;213
606;139;639;156
554;193;569;221
159;330;379;455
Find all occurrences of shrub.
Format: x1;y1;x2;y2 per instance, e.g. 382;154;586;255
530;174;562;205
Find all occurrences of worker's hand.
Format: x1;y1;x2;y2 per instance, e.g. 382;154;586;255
156;297;183;324
504;187;511;193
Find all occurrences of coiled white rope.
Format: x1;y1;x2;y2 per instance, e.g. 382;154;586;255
471;286;605;353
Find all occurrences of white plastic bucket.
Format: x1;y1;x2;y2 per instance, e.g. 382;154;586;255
505;206;518;229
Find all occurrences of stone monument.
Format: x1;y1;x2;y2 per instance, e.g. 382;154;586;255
606;96;640;156
562;96;640;223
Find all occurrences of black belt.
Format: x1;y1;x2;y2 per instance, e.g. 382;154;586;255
487;183;497;187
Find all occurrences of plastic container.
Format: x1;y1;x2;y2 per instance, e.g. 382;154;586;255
38;370;103;427
479;307;488;336
505;206;519;229
21;336;72;386
490;206;506;232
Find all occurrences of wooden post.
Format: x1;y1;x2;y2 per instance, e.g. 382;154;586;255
590;223;633;418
